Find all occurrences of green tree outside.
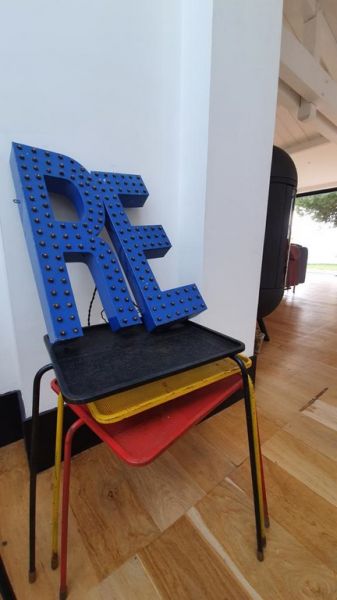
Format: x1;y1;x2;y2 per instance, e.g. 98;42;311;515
296;192;337;227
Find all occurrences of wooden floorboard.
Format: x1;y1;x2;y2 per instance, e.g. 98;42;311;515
1;272;337;599
285;412;337;462
139;516;250;600
192;479;337;600
230;458;337;575
263;428;337;507
87;556;162;600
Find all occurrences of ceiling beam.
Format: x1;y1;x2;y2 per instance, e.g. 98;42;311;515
302;0;317;22
280;25;337;127
278;80;337;147
278;80;301;113
284;135;328;155
312;111;337;145
317;11;337;82
283;0;318;39
303;10;321;58
283;0;337;82
302;6;337;82
298;180;337;194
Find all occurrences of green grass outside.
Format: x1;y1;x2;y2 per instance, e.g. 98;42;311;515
308;263;337;271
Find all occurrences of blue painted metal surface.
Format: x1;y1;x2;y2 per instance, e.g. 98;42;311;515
11;143;206;342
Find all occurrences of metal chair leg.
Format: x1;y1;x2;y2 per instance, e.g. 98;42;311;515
231;356;265;560
247;375;267;545
29;364;53;583
59;419;84;600
256;418;270;529
51;394;65;570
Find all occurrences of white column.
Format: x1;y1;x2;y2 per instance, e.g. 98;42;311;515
199;0;283;355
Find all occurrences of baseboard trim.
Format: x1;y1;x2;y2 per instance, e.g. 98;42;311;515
23;405;101;473
0;388;101;473
0;391;24;448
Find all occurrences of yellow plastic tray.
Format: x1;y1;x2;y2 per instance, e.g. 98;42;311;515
87;355;251;424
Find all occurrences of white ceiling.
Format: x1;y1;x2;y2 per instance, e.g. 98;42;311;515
320;0;337;40
274;104;313;150
293;141;337;192
275;0;337;192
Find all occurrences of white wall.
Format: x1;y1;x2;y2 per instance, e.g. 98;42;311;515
0;0;183;414
199;0;283;355
0;235;19;393
176;0;213;288
0;0;282;416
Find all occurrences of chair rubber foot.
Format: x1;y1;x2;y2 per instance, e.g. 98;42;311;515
59;588;67;600
264;516;270;528
257;549;264;562
51;553;59;570
262;536;267;548
29;570;36;583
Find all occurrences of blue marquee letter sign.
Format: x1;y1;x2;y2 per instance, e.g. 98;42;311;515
11;143;206;342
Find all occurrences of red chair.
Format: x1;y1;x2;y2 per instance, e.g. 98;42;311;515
286;243;308;292
49;364;268;599
28;353;269;599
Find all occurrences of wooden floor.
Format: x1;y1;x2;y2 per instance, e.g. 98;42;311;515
1;272;337;599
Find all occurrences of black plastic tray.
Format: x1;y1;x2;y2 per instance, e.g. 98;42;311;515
45;321;245;404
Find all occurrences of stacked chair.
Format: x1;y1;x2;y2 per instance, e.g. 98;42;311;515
10;142;269;599
29;336;269;599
